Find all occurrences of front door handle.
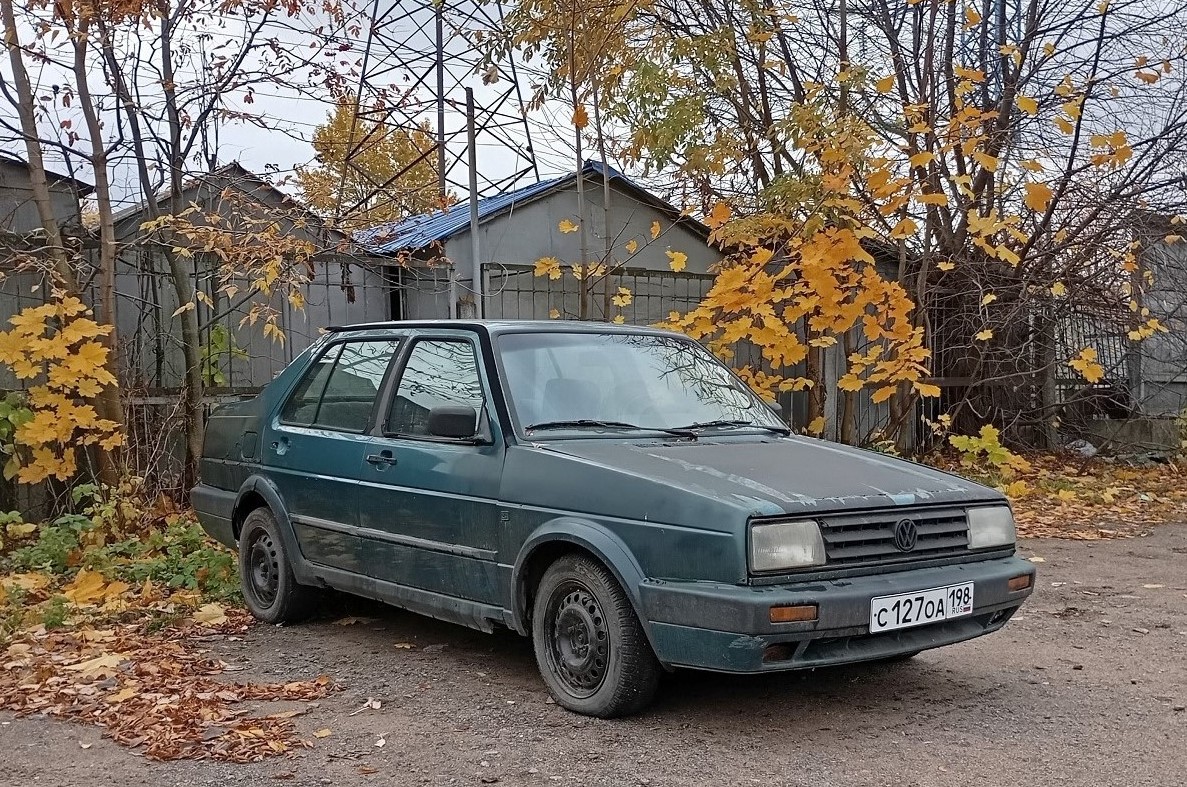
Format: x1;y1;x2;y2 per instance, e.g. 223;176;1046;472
365;450;397;467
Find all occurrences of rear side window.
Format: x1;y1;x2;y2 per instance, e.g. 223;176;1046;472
280;340;400;432
387;340;484;436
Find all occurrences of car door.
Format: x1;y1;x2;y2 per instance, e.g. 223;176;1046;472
355;333;505;604
264;336;402;572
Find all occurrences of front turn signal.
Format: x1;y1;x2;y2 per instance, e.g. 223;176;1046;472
1007;574;1032;592
769;604;818;623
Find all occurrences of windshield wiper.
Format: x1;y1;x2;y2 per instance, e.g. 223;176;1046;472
676;419;791;436
524;419;696;439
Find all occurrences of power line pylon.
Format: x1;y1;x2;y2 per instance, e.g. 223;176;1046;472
337;0;539;221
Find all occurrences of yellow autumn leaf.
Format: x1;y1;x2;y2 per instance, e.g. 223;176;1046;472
548;308;560;319
1068;347;1104;383
914;382;942;397
890;218;918;239
1021;159;1044;173
1054;116;1074;134
964;7;982;27
937;260;956;271
1136;70;1159;84
625;239;638;254
666;249;688;272
650;220;661;240
63;568;107;605
533;256;562;280
1001;480;1030;499
837;373;864;392
557;218;579;234
875;74;896;93
612;315;625;324
193;602;228;626
611;286;633;307
975;329;994;341
917;192;948;206
1016;95;1038;115
806;416;826;435
972;151;998;172
1050;281;1067;296
706;201;732;229
908;151;935;168
1024;182;1053;212
572;104;589;129
981;293;998;306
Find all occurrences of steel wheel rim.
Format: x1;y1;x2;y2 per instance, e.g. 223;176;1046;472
246;528;280;607
544;580;609;698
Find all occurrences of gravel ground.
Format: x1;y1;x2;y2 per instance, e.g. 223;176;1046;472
2;525;1185;787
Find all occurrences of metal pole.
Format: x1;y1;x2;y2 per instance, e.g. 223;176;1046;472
467;88;483;318
436;2;456;319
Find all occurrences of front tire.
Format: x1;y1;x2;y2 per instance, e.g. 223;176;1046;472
531;554;660;718
238;507;317;624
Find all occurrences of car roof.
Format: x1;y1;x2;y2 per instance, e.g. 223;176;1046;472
325;319;679;338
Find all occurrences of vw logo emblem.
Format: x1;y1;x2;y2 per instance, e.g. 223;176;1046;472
893;518;918;552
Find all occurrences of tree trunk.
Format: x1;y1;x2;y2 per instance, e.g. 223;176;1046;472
71;16;124;484
160;11;206;484
2;0;121;486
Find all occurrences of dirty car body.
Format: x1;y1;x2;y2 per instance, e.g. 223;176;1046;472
192;321;1036;716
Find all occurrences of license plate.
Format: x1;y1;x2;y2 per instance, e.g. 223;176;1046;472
869;582;974;633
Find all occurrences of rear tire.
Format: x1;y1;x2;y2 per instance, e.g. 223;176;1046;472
531;554;660;718
238;507;318;624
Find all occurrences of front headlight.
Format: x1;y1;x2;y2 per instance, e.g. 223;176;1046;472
967;505;1016;549
750;520;826;572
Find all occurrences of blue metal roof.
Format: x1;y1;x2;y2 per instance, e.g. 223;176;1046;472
356;160;700;254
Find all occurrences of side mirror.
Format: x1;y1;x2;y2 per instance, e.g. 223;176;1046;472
427;404;480;439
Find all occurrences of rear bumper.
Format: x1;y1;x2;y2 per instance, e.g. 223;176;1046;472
639;556;1035;672
191;483;237;549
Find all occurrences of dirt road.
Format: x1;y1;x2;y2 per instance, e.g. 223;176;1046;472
3;526;1185;787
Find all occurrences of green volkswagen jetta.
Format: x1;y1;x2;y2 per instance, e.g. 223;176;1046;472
192;320;1035;717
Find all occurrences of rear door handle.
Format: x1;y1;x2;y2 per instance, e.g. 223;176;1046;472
365;450;397;467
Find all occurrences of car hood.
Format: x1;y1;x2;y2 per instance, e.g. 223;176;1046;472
535;435;1001;517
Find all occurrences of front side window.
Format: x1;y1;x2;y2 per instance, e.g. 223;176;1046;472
388;340;485;436
496;332;786;435
280;339;400;432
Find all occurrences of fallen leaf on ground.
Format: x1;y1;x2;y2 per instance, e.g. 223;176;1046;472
64;653;125;679
62;569;107;604
1029;556;1046;563
313;728;332;738
193;603;228;626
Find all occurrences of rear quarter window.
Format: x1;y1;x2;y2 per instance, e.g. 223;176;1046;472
279;340;400;432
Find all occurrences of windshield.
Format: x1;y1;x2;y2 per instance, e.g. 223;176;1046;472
497;331;787;435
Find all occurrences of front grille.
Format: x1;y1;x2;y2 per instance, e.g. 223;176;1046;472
818;508;968;567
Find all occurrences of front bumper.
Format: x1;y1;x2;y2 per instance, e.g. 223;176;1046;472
639;556;1035;672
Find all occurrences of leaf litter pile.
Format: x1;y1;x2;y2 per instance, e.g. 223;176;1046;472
0;569;339;761
932;454;1187;540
